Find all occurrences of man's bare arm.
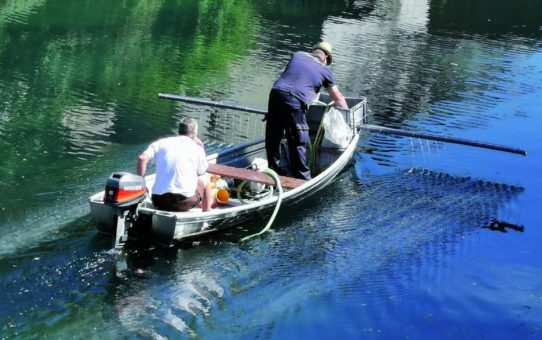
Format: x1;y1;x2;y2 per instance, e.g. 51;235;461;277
327;85;348;109
137;153;150;176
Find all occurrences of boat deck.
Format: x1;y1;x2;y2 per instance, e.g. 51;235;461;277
207;163;306;189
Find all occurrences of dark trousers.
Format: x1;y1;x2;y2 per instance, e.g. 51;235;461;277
151;181;204;211
265;90;311;180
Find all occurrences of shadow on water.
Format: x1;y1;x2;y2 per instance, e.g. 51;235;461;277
0;166;526;337
483;219;524;233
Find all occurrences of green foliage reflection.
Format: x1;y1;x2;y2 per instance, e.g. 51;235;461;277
0;0;256;200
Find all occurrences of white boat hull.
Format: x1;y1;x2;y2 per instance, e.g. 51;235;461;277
89;134;359;245
89;95;366;246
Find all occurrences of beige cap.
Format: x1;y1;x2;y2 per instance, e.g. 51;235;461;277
313;41;333;65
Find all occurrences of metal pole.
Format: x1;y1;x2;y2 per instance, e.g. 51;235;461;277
158;93;267;115
359;124;527;156
158;93;527;156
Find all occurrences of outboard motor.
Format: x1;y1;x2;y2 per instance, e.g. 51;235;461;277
103;172;147;249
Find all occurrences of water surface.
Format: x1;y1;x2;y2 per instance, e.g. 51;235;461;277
1;0;541;338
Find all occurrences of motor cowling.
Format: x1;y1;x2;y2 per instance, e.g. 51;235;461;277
103;172;147;208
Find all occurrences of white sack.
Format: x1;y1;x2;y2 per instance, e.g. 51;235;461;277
321;107;351;148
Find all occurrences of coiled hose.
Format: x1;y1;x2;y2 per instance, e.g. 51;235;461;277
240;168;283;242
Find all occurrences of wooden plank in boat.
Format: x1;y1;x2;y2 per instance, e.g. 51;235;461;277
207;163;306;189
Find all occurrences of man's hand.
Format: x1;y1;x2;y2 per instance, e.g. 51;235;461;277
193;137;205;149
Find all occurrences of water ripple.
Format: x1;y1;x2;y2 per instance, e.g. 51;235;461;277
0;0;45;27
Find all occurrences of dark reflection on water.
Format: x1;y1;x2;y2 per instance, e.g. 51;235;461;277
429;0;542;39
1;0;541;337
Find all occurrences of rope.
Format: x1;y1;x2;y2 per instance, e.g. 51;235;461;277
310;105;330;172
240;168;284;242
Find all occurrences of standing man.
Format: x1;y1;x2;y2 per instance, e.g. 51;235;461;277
137;117;215;211
265;41;348;180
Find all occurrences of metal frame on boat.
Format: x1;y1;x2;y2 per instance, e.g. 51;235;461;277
89;94;367;248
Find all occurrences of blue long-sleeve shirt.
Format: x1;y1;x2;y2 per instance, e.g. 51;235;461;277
272;52;336;106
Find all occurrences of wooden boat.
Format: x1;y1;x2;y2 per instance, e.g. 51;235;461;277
89;94;367;248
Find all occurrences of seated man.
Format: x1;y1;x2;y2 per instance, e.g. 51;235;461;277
136;117;215;211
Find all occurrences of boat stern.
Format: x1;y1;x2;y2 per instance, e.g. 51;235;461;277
89;194;116;233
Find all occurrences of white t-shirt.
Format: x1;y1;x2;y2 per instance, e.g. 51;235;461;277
143;135;208;197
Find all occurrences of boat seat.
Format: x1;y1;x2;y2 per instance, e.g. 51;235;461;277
207;163;306;189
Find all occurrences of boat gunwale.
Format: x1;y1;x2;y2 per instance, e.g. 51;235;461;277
89;133;359;224
136;132;360;222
